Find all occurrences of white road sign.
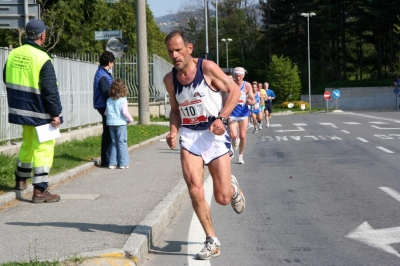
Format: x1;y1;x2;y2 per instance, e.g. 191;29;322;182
0;0;35;4
94;30;122;41
0;4;40;28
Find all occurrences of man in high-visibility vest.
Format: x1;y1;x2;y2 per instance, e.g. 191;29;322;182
3;19;63;203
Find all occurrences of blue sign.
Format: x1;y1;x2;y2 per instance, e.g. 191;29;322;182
332;89;341;99
394;88;399;94
395;78;400;88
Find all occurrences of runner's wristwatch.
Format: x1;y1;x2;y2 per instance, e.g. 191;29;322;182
216;116;228;125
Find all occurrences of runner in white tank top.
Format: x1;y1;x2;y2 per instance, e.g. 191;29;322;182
227;67;256;164
163;30;246;261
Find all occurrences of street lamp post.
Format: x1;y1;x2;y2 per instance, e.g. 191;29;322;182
221;38;232;68
216;0;219;66
301;12;316;112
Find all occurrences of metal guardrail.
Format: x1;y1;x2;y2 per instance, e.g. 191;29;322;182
0;48;172;143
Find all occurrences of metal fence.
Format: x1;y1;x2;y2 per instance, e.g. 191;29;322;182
0;48;172;144
53;52;172;102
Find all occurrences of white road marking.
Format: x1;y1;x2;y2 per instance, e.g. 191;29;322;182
341;113;400;123
159;139;167;142
357;137;369;143
343;122;361;125
293;123;307;126
275;127;305;132
58;194;100;200
375;134;400;139
371;125;400;130
346;221;400;258
188;176;213;265
370;121;390;124
319;122;337;128
261;135;342;141
376;146;394;153
269;124;282;127
379;187;400;202
341;130;350;134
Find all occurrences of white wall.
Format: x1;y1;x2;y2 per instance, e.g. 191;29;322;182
301;87;400;110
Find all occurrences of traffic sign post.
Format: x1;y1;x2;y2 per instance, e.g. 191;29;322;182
332;89;341;110
0;2;40;28
324;91;331;112
94;30;122;41
0;0;35;4
394;87;399;111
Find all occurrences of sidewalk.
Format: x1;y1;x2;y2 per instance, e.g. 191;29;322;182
0;125;190;266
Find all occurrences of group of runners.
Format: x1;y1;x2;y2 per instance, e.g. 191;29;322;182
249;80;275;132
224;68;276;165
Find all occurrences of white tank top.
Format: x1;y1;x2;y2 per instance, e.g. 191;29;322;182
172;58;223;131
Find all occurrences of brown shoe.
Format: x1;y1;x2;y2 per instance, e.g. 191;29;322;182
32;188;60;203
15;180;27;190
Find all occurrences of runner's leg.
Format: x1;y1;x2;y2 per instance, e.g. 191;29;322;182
181;148;215;237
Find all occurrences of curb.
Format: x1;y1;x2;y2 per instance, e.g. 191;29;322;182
53;179;188;266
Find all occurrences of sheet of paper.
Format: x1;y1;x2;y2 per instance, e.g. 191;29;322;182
35;123;61;143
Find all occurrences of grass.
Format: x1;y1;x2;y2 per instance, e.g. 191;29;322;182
0;124;169;195
1;262;62;266
0;255;86;266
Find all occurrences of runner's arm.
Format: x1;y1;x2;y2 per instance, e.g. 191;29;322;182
203;60;240;119
268;90;276;100
163;72;181;133
245;82;256;105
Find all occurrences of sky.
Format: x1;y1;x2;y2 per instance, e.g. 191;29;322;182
147;0;181;17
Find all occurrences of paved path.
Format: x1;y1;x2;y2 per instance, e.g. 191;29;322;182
0;126;190;266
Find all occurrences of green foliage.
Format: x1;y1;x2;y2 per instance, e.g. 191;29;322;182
0;154;16;192
266;55;302;103
0;0;167;58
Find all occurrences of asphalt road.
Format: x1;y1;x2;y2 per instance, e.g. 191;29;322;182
143;111;400;266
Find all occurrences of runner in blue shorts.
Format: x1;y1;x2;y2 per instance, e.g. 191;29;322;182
263;82;276;127
227;67;256;164
250;82;262;133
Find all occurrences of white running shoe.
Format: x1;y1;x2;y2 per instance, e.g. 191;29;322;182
258;123;262;130
267;122;270;127
231;175;245;214
238;155;244;164
196;237;221;260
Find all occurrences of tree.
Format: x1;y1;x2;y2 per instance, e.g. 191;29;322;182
266;55;301;102
0;0;167;58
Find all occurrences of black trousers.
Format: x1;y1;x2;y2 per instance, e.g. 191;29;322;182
97;108;111;166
